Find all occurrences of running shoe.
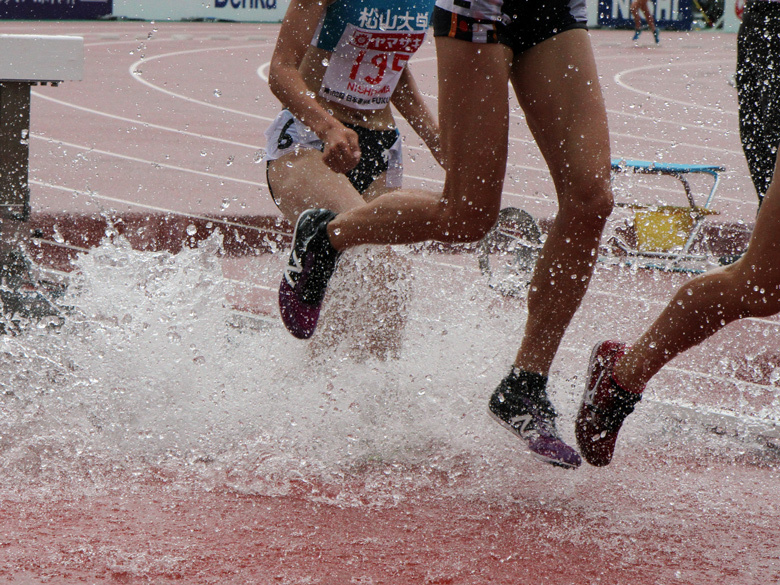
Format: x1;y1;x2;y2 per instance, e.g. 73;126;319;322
575;340;643;467
632;29;641;41
488;369;582;469
279;208;340;339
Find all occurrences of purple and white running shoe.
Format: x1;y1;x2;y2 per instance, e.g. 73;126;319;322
279;208;340;339
488;369;582;469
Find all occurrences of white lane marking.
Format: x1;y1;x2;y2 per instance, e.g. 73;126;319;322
128;45;278;122
33;91;264;150
33;135;267;188
30;179;276;233
614;60;739;116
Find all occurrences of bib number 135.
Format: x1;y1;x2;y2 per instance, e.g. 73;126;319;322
349;50;410;86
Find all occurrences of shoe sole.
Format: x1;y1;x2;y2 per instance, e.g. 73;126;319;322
278;278;320;339
584;341;605;402
487;407;580;469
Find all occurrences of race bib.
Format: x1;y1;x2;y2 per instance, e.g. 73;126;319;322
319;24;426;110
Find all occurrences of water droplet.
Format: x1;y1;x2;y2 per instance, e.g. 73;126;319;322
186;224;197;236
214;89;222;98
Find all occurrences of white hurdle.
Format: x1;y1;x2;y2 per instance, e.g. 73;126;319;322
0;34;84;220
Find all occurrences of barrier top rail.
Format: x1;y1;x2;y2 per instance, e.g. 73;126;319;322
610;157;725;210
0;35;83;83
0;35;84;221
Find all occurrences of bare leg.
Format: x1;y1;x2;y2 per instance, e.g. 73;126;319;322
267;149;374;219
326;39;514;250
269;148;414;359
631;0;657;33
631;0;643;29
645;2;657;33
614;155;780;391
510;29;614;375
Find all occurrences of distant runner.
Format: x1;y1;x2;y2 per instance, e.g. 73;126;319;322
631;0;660;44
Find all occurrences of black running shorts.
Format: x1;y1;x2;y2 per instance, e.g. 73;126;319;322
432;0;587;55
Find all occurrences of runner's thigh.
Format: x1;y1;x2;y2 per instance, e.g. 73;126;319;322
737;154;780;285
510;29;611;200
267;149;366;219
436;37;513;220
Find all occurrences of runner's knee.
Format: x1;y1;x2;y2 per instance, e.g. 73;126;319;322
725;262;780;319
431;184;502;242
557;178;613;227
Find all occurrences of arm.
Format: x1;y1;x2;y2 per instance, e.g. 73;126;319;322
391;66;444;168
267;0;360;174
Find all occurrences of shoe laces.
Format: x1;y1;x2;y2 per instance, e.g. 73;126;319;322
523;393;561;439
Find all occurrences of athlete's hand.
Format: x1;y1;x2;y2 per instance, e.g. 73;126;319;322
321;125;361;174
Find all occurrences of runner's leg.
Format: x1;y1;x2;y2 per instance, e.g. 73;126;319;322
509;29;613;375
631;0;643;29
645;0;657;33
267;149;370;219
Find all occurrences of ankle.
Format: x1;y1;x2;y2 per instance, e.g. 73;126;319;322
611;359;644;395
509;367;548;390
324;217;344;253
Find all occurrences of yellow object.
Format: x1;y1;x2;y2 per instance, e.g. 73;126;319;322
634;206;697;252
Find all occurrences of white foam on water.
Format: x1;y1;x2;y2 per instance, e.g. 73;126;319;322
0;233;777;508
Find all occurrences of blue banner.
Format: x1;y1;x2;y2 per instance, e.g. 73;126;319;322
598;0;693;30
0;0;113;20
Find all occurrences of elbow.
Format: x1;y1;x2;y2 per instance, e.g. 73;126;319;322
267;60;290;102
267;66;282;101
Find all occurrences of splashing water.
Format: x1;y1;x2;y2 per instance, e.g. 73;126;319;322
2;232;779;502
0;234;543;502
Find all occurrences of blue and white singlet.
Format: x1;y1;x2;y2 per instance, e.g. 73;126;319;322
311;0;435;110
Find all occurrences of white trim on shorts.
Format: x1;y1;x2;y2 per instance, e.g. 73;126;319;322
263;110;403;190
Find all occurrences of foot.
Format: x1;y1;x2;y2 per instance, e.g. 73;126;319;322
278;208;341;339
632;29;641;41
653;29;660;44
575;341;642;467
488;369;581;469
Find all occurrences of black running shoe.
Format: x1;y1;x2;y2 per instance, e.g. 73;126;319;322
575;340;643;467
279;208;341;339
488;369;582;469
